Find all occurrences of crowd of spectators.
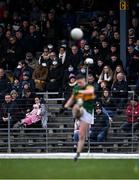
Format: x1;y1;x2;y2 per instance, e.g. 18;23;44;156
0;0;139;131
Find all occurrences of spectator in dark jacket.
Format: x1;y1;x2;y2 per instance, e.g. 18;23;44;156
92;46;102;63
127;45;139;82
19;72;35;92
46;59;63;92
87;73;99;93
111;72;128;110
4;36;23;70
0;93;19;128
43;11;61;46
13;60;33;81
110;31;120;46
67;45;83;71
20;88;35;114
58;46;69;71
24;24;42;54
15;30;26;52
11;78;20;93
94;59;105;80
90;103;110;142
109;54;122;71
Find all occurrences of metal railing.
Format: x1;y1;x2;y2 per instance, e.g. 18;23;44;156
0;91;139;153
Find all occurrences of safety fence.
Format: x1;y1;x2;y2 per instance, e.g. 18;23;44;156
0;91;139;153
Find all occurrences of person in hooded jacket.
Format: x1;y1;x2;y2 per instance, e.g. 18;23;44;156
120;95;139;133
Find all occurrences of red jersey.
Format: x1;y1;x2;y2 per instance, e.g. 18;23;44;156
125;102;139;123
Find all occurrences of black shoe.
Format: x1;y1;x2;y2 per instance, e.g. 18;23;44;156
74;152;80;161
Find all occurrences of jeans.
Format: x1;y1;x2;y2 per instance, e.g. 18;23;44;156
90;127;108;142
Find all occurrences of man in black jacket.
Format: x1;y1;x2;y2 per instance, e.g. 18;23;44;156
90;103;110;142
67;45;83;71
0;94;19;128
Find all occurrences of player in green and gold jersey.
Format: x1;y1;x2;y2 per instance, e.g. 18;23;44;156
64;74;96;161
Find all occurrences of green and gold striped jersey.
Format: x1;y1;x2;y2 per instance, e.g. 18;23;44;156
72;84;96;114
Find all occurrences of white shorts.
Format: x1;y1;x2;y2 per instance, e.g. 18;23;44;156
80;108;94;125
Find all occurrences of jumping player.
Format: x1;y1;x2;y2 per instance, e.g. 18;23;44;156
64;74;95;161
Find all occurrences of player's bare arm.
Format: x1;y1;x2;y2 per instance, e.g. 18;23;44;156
64;94;74;109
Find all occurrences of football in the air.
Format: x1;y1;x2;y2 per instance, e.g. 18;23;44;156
70;28;84;40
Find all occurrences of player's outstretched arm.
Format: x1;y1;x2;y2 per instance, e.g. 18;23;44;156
64;94;74;109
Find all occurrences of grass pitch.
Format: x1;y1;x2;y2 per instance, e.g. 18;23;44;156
0;159;139;179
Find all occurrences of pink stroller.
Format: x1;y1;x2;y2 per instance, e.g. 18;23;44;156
21;104;41;126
